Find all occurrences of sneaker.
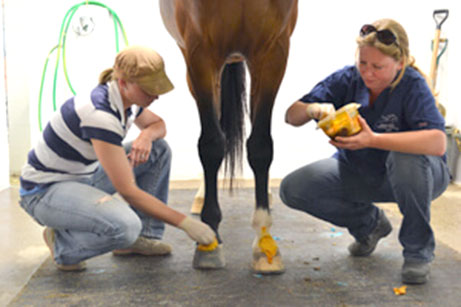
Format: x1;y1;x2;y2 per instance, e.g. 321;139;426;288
402;259;430;284
43;227;86;272
112;236;172;256
348;209;393;257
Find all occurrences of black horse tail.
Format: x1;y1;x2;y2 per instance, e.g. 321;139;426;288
220;62;247;189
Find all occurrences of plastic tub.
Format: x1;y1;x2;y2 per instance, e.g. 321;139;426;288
318;103;362;139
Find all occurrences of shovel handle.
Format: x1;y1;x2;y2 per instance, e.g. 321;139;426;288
433;9;449;30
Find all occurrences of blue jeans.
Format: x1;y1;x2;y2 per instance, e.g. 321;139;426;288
279;152;450;262
19;139;172;265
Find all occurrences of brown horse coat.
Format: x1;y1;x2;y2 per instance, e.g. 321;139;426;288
160;0;298;272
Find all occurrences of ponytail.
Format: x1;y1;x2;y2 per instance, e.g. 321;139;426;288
99;68;114;84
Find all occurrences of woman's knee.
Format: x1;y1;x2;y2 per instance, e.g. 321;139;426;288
151;139;172;164
279;172;310;210
108;207;142;248
280;172;295;206
386;152;428;186
121;217;142;246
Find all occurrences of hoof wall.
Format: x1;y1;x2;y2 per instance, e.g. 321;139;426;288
193;244;225;269
252;253;284;275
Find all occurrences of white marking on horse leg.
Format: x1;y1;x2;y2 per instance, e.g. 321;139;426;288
251;208;273;260
252;208;272;233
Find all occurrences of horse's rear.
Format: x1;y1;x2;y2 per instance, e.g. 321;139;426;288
160;0;298;273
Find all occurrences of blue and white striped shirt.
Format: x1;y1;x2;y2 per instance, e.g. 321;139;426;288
20;81;142;194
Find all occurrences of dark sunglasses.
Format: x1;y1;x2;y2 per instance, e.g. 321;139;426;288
360;24;399;47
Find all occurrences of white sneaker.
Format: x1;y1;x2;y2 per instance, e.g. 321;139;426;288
112;236;172;256
43;227;86;271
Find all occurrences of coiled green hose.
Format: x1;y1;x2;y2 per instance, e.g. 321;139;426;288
38;1;129;131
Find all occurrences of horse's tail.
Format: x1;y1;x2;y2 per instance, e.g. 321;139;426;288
220;62;247;189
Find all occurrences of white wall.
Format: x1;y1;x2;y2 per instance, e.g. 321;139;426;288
0;1;9;190
4;0;461;183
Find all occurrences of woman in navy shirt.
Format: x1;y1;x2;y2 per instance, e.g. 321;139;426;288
280;19;449;284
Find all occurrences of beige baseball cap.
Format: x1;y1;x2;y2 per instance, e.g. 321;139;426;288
113;45;174;96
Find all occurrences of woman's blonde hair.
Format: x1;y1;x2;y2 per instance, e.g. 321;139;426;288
98;68;115;84
356;18;431;91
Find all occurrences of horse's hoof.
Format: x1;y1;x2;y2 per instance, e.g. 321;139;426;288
190;197;204;215
193;244;225;269
252;251;285;274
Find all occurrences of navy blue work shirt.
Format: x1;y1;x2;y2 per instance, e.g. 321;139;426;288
300;65;445;178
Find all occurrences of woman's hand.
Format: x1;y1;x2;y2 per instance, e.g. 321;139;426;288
330;116;447;155
128;133;152;167
285;101;335;126
129;109;166;167
306;102;335;120
178;216;216;245
329;116;374;150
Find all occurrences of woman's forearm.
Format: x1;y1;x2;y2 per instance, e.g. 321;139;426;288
370;129;446;156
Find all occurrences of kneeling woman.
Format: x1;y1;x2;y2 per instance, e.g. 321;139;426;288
280;19;449;284
19;46;215;271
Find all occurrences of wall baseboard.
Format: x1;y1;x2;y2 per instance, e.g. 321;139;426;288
169;178;282;190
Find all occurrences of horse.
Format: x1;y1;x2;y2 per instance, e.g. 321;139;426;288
159;0;298;274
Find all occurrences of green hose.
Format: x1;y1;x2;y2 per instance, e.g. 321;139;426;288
38;46;58;132
38;1;129;131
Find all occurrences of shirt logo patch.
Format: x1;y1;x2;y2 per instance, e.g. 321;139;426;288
418;122;428;128
375;114;399;132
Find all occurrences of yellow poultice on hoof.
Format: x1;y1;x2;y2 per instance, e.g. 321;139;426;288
258;227;278;264
197;238;219;251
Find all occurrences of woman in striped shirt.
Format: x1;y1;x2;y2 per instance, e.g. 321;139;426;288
19;46;215;271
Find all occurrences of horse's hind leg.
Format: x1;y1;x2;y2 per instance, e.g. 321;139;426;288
246;39;290;274
190;162;271;220
183;51;226;269
190;174;273;215
247;116;283;274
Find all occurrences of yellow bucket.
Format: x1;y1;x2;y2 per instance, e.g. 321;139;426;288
318;103;362;139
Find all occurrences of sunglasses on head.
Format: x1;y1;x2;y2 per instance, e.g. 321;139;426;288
360;24;399;47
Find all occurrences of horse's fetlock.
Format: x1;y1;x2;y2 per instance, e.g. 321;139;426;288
252;208;272;232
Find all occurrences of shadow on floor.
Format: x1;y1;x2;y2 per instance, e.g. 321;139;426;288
9;188;461;307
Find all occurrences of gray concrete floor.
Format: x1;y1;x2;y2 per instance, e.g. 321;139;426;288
1;181;461;306
0;187;48;306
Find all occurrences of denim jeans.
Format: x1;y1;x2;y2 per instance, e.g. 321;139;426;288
19;139;172;265
279;152;450;262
